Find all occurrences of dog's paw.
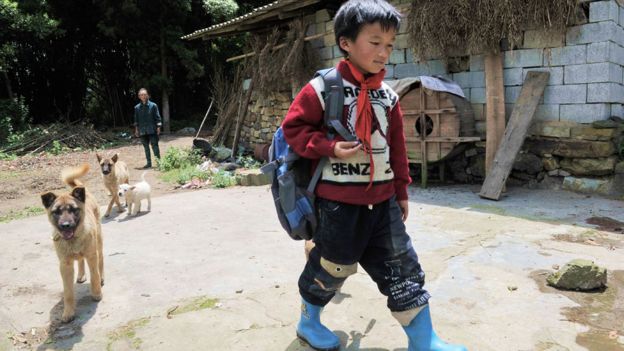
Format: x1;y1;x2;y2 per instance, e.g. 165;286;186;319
76;276;86;284
91;293;102;301
61;312;75;323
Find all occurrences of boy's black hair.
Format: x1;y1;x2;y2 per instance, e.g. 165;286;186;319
334;0;401;56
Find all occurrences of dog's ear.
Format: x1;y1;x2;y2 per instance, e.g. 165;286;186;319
71;187;86;203
96;153;102;163
111;153;119;163
41;192;57;209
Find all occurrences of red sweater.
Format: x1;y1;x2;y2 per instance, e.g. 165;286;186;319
282;61;411;205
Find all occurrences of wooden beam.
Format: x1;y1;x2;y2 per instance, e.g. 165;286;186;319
484;53;506;176
231;79;255;159
226;31;330;62
479;71;550;201
405;136;481;143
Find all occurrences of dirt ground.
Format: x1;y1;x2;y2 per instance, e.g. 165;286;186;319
0;135;196;220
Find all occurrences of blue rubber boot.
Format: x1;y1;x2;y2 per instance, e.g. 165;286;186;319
403;305;467;351
296;299;340;351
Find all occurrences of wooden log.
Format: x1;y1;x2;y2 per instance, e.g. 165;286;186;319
226;32;329;62
484;53;506;176
479;71;550;201
231;79;255;158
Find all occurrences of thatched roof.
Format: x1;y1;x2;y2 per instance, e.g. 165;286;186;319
182;0;341;40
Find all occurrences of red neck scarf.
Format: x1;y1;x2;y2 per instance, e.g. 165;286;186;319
343;59;385;191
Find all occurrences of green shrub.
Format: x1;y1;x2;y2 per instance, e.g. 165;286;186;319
0;97;31;145
160;165;210;185
211;170;237;188
49;140;69;155
158;146;202;171
236;155;262;169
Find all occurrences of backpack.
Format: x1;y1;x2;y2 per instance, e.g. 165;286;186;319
261;68;356;240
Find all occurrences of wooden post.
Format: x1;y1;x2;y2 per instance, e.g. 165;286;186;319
231;79;255;159
419;87;428;188
484;53;506;175
479;71;550;200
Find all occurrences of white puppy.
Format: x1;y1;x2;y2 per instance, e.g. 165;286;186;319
118;172;151;216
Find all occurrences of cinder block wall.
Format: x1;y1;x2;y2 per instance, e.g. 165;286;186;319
305;0;624;139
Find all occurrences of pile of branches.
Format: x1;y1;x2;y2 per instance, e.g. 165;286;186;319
250;18;320;95
407;0;579;61
210;64;246;146
0;123;114;156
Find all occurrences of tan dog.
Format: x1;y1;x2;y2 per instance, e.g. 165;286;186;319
96;153;129;217
41;164;104;323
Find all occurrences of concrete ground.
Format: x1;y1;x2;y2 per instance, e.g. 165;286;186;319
0;184;623;351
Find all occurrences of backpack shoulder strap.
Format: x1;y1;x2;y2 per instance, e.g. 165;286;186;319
314;68;356;142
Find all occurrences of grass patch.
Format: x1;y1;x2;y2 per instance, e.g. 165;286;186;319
0;206;45;223
106;317;151;351
160;165;210;185
168;296;219;317
470;204;507;216
211;170;238;188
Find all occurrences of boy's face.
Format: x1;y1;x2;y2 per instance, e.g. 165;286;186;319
339;22;396;75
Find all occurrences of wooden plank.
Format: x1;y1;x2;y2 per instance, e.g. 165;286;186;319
402;108;457;115
484;53;506;176
420;87;428;188
406;136;481;143
479;71;550;201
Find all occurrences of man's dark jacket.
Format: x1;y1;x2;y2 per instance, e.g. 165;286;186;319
134;100;162;136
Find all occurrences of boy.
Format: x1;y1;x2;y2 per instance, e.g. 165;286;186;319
281;1;467;350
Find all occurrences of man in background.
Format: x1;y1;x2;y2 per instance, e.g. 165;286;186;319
134;88;162;169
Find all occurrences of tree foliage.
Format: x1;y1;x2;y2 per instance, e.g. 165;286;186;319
1;0;260;133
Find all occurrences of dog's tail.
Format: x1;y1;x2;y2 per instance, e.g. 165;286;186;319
141;171;147;182
61;164;90;188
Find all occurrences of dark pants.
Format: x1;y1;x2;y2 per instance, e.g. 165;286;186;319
140;134;160;166
299;196;430;312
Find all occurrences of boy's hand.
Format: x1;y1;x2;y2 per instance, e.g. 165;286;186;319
157;127;161;136
334;141;360;159
398;200;409;222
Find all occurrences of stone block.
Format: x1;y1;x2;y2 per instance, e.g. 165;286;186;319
504;49;544;68
389;49;406;64
323;33;335;47
547;259;607;290
315;9;330;23
564;63;623;84
505;86;522;103
305;23;316;36
566;22;620;45
543;156;560;171
562;176;613;195
470;88;486;104
589;0;620;23
504;68;524;86
470;55;485;71
588;83;624;103
319;47;333;60
523;29;565;48
534;104;561;121
472;103;485;121
384;65;394;79
543;85;587;104
560;104;611;122
471;71;485;88
523;67;564;85
325;21;333;32
452;72;472;88
525;138;616;157
530;121;576;138
395;34;409;50
332;45;343;58
512;153;544;174
571;125;617;140
560;156;617;176
586;41;620;63
543;45;587;66
612;103;624;117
